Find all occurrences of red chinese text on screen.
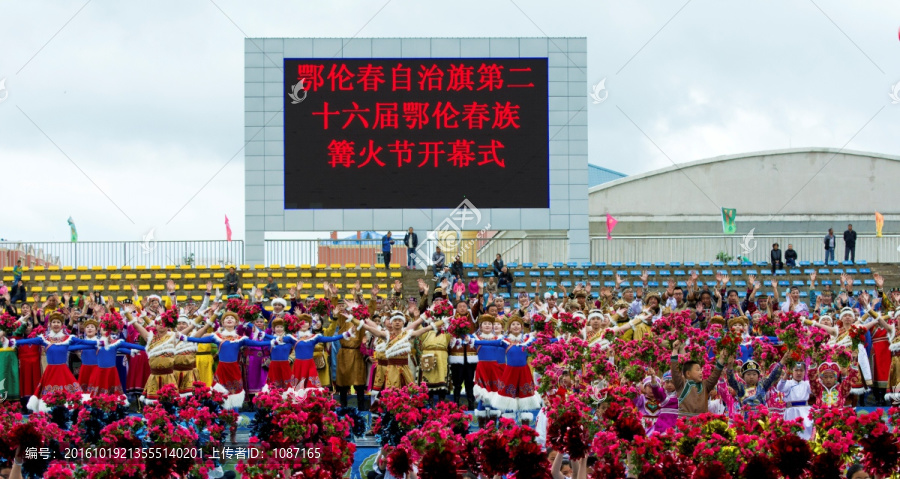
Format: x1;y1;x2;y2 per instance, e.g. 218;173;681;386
328;140;507;169
310;101;521;130
296;62;534;92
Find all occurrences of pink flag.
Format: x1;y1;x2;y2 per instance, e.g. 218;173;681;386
606;213;618;240
225;215;232;242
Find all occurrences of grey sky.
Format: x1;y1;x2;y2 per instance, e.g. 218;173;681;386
1;0;898;242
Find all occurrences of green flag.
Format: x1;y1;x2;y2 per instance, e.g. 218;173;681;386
67;217;78;242
721;208;737;234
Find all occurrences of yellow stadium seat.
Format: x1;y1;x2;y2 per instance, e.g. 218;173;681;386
315;272;326;278
91;266;102;271
22;275;31;281
270;264;281;269
300;272;312;278
209;265;221;270
105;265;119;270
49;275;61;281
93;285;104;291
213;283;224;289
213;273;224;279
79;274;90;281
152;284;164;291
242;272;253;278
287;272;298;278
301;283;312;289
361;283;373;289
363;293;372;299
108;285;121;291
135;265;147;270
46;286;58;292
64;274;76;281
138;285;150;291
32;286;43;293
120;266;133;271
254;264;265;269
184;273;196;279
140;274;151;280
300;264;312;270
375;272;387;278
272;272;283;278
169;273;182;280
242;283;254;289
35;275;47;281
239;264;250;270
183;284;195;290
110;274;122;280
154;273;166;280
150;265;161;270
164;265;175;270
176;295;187;301
49;266;60;271
329;264;341;269
316;264;327;269
179;265;191;270
95;274;107;281
61;285;73;292
377;284;388;289
346;272;358;278
374;263;385;269
125;274;137;280
256;272;268;278
199;273;211;279
2;276;11;282
361;272;372;278
1;267;11;272
61;265;72;271
390;272;401;278
314;294;325;299
284;264;297;269
360;263;371;268
330;272;342;278
21;267;30;272
389;264;400;269
75;266;86;271
345;263;357;269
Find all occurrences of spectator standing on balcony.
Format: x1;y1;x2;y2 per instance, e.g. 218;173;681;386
844;224;857;263
13;260;23;285
432;246;446;279
785;244;798;268
492;254;504;276
770;243;784;274
403;227;418;270
497;266;513;296
824;228;836;263
225;267;239;295
381;232;395;269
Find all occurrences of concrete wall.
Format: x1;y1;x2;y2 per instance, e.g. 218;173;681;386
589;148;900;236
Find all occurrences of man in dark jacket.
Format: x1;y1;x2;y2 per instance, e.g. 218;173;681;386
450;255;464;279
784;244;798;268
225;267;239;295
492;254;504;276
843;224;857;263
770;243;783;274
497;266;513;295
381;232;395;269
403;227;418;270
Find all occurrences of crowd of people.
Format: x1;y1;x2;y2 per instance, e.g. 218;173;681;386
0;263;897;478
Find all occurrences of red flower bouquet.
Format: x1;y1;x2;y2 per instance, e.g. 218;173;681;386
351;304;370;321
447;315;474;339
715;330;743;359
848;324;867;351
530;313;554;334
0;312;21;337
428;299;455;320
239;302;262;323
556;311;585;336
308;298;332;317
225;297;244;313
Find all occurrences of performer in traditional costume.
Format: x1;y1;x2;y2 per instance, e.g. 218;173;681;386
418;312;452;403
726;353;787;416
262;316;296;391
6;312;97;412
811;361;857;408
358;310;435;393
471;314;504;410
173;310;210;396
127;306;181;404
240;312;270;402
777;362;813;440
279;313;354;396
85;311;145;399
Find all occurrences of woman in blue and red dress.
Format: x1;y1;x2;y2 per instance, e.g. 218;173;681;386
279;313;352;396
261;316;295;391
86;311;145;399
4;311;98;412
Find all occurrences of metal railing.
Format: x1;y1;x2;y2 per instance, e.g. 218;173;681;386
0;241;244;268
265;239;408;266
590;234;900;264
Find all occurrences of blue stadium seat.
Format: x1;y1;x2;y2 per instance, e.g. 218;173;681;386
677;281;687;287
674;270;686;276
601;270;613;276
763;280;772;287
659;270;671;276
789;269;801;275
507;262;518;268
630;270;642;277
813;261;824;267
799;261;811;267
727;261;740;267
546;281;558;288
731;270;743;276
857;260;867;265
620;281;631;287
515;282;526;288
595;262;607;268
757;261;768;267
766;291;774;297
611;262;622;267
684;262;696;267
735;280;747;287
822;280;833;286
699;262;710;267
561;281;573;287
775;270;787;276
646;270;656;276
713;261;724;267
537;262;549;268
654;262;666;268
625;262;637;267
514;271;525;277
702;270;713;276
572;270;583;277
846;268;858;275
529;282;539;288
818;269;830;275
467;272;479;278
522;262;534;268
559;270;571;277
803;269;814;274
739;291;747;298
529;271;541;277
746;269;758;275
617;270;628;277
551;262;563;268
842;261;853;266
792;280;804;286
761;270;772;276
500;292;510;299
463;263;474;269
542;270;554;277
477;263;488;269
852;280;862;286
648;281;659;287
864;279;876;286
483;271;495;277
706;281;717;287
640;262;652;268
827;261;839;266
588;270;599;277
832;268;843;275
860;268;871;274
566;262;577;268
670;262;682;267
602;281;613;287
800;292;808;298
778;280;789;287
580;262;592;268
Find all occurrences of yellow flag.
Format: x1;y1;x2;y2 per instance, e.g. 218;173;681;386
875;212;884;237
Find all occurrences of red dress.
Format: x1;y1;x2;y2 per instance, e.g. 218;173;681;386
872;327;890;389
125;327;150;395
18;344;42;397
